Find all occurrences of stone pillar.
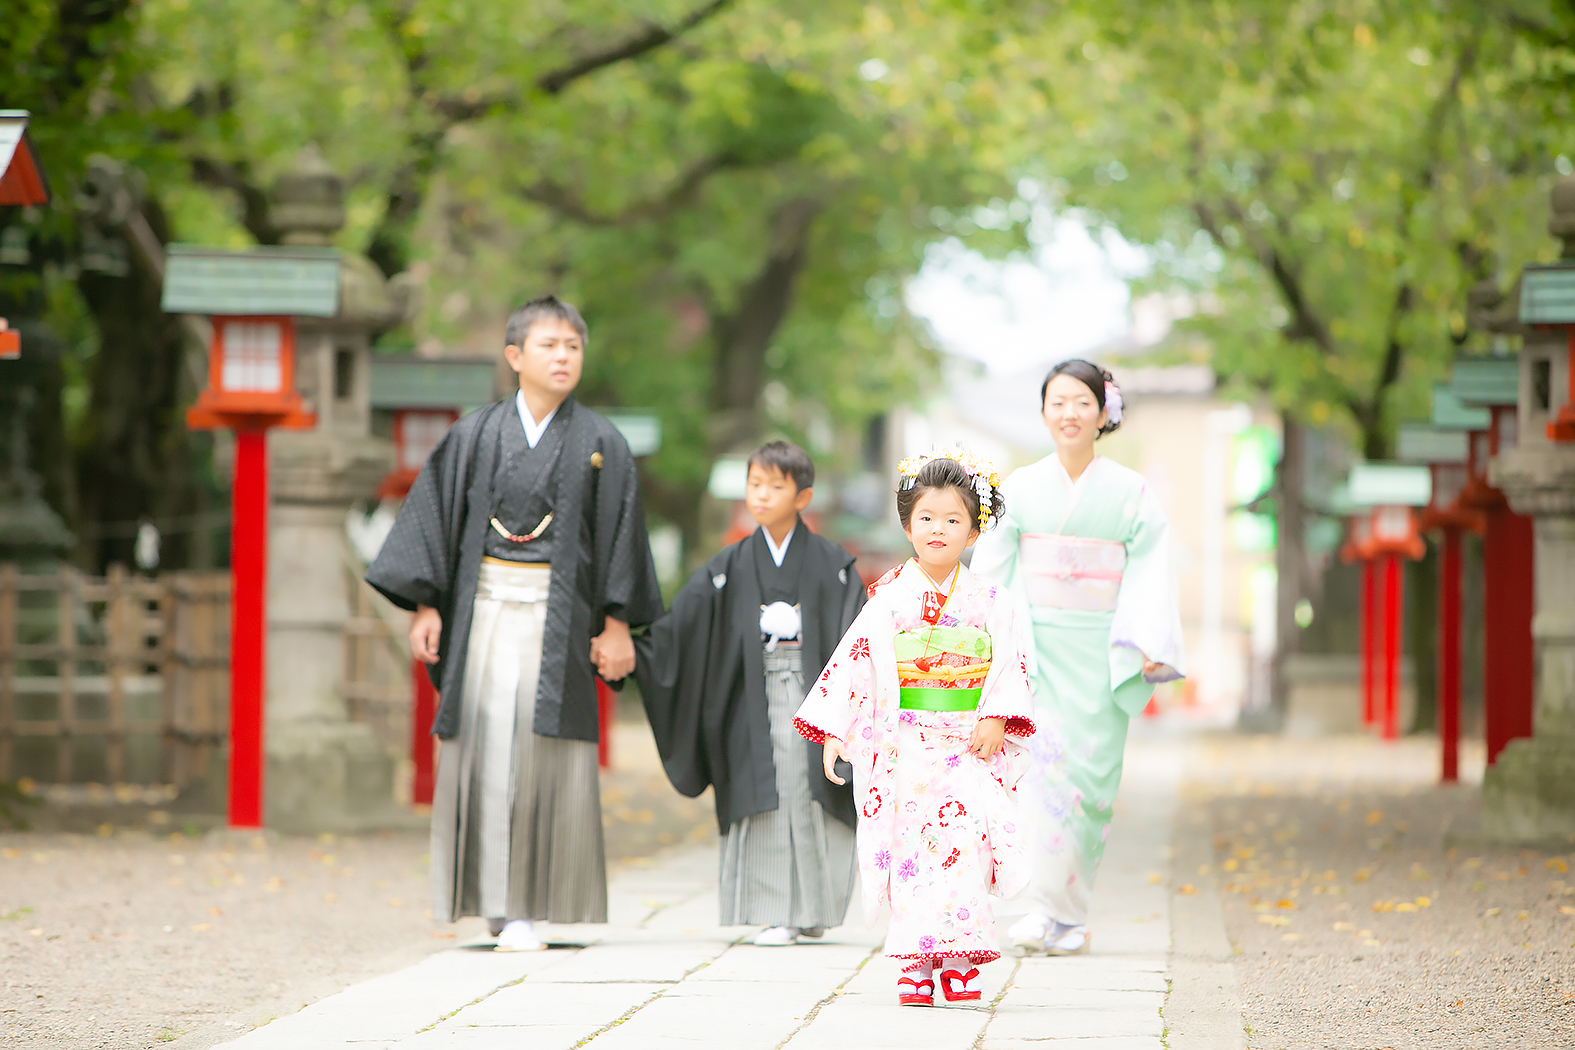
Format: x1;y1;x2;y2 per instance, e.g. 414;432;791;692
1479;175;1575;846
261;148;412;833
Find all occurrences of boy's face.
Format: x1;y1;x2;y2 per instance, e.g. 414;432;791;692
504;318;583;401
746;465;812;530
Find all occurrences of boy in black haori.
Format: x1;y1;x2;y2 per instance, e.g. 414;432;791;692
366;296;661;951
635;441;864;946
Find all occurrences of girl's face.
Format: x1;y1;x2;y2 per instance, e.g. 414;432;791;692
903;486;980;574
1041;373;1107;453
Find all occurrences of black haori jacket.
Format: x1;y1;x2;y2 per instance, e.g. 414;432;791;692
634;527;865;831
366;396;662;741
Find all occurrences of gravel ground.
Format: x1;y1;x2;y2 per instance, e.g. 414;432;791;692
1182;734;1575;1049
0;719;714;1050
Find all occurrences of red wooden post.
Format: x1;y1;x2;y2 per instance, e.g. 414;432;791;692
228;429;268;827
1482;508;1536;764
596;679;615;769
410;659;437;805
1549;326;1575;442
1379;553;1403;741
1360;558;1377;726
1438;528;1462;781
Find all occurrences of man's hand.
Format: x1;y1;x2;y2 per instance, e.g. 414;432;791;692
822;736;849;785
411;605;442;665
592;616;635;681
969;717;1006;760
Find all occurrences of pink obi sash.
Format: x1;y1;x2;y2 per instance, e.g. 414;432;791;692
1019;533;1125;612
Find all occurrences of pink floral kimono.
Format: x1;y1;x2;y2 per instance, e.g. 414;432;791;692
794;560;1037;965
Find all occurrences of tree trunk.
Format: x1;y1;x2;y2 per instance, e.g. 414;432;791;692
1270;410;1307;725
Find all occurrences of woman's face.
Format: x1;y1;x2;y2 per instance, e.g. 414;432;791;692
1041;373;1107;453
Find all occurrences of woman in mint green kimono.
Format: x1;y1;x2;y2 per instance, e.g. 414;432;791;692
970;359;1185;955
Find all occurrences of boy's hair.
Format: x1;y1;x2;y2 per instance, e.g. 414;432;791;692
504;295;588;349
747;440;815;492
895;456;1004;532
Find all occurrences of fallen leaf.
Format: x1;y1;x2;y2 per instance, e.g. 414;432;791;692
1358;928;1374;937
1547;858;1569;873
1276;899;1296;910
1367;810;1384;826
96;824;112;837
1223;859;1239;872
432;932;455;939
1518;911;1530;922
191;923;211;932
1372;900;1395;913
1257;914;1291;926
264;876;283;892
209;907;222;917
1333;922;1356;931
28;928;43;936
1395;903;1417;913
1147;872;1163;884
1354;869;1371;883
1179;884;1198;895
1484;908;1501;917
0;848;17;860
323;893;337;903
1281;933;1301;941
1415;897;1432;909
387;898;403;907
1558;906;1575;916
1197;864;1211;875
1236;847;1256;859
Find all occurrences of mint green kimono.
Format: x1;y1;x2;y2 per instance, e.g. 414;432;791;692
971;454;1185;926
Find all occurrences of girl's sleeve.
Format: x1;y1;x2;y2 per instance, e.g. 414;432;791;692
1110;484;1187;690
977;591;1036;738
794;602;880;744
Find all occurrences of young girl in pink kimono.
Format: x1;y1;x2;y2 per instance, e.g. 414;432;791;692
794;450;1037;1007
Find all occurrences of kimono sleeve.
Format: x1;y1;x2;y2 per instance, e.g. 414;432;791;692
1110;483;1186;697
977;589;1036;738
794;602;881;746
593;433;663;628
631;565;716;798
365;427;465;613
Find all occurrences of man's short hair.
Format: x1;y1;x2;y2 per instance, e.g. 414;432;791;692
504;295;588;348
747;440;815;492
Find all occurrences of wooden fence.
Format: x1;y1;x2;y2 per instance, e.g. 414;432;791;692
0;565;229;787
0;559;414;788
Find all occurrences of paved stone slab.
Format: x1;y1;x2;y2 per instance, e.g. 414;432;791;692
209;733;1250;1050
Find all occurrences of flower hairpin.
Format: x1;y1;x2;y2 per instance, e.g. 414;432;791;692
1104;381;1123;426
896;446;1004;529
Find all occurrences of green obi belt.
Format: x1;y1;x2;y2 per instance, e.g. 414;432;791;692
899;686;982;711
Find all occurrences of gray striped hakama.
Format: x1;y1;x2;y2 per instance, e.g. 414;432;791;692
719;643;856;929
430;559;607;925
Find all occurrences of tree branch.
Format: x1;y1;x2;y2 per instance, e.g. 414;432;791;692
519;154;737;226
537;0;734;95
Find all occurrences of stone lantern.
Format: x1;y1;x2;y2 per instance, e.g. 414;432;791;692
1478;174;1575;844
263;148;410;833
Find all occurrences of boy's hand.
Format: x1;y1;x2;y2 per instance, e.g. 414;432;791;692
969;717;1006;760
592;616;635;680
411;605;442;664
822;736;849;785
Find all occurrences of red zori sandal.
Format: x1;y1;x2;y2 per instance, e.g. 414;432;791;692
897;974;935;1006
939;965;982;1002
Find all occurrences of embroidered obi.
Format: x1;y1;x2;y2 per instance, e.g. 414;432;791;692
894;625;991;711
1019;533;1125;612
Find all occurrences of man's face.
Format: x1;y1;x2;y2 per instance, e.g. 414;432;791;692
504;317;583;399
746;465;812;530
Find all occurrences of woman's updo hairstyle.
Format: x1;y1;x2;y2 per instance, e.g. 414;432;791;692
1041;358;1123;437
895;455;1006;534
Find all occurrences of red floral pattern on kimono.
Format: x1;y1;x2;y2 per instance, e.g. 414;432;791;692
795;562;1037;964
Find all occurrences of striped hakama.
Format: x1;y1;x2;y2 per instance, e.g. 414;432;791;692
430;559;607;924
719;643;856;929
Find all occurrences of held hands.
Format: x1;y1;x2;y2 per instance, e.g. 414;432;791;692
969;717;1006;760
822;736;849;785
410;605;442;664
591;616;635;681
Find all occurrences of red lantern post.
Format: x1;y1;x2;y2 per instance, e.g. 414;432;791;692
1341;465;1429;742
165;247;338;828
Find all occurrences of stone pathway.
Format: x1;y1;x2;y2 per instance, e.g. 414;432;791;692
210;733;1236;1049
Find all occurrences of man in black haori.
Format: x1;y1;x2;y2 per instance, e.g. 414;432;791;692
366;296;661;951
